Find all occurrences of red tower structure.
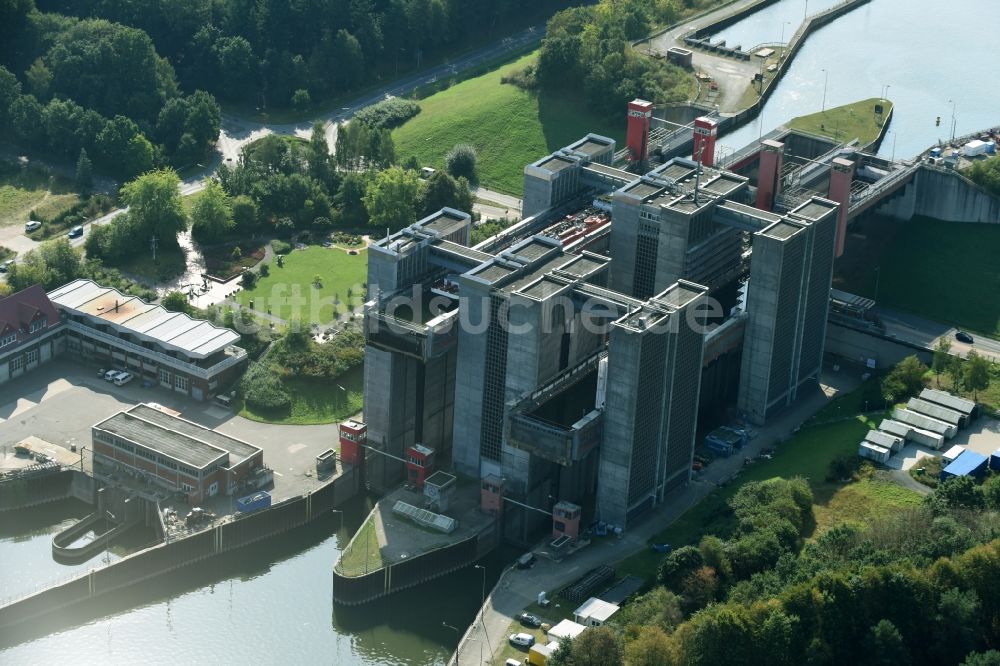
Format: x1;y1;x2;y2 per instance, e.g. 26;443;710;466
338;420;366;466
692;116;719;167
755;139;785;211
552;500;582;541
405;443;435;489
481;474;504;515
626;99;654;162
827;157;855;258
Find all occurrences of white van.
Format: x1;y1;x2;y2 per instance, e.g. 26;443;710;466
113;372;133;386
105;369;123;381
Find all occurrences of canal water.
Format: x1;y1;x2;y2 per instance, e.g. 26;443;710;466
717;0;1000;159
0;496;514;664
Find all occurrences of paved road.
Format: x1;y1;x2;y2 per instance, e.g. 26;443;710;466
453;367;864;666
876;306;1000;362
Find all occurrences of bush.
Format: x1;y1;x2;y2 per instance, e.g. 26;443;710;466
241;362;290;411
354;98;421;130
445;143;477;182
501;64;537;90
241;270;257;288
827;451;863;482
271;239;292;255
260;263;270;277
276;217;295;237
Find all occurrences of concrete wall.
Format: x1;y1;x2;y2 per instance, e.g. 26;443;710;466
825;321;932;369
880;166;1000;223
0;469;74;511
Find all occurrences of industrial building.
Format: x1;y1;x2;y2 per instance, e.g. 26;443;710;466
48;279;247;401
361;117;842;540
0;284;64;386
92;403;264;503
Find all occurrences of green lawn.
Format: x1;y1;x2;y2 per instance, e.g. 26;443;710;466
787;97;892;146
838;216;1000;337
813;474;923;534
393;51;625;195
335;513;384;577
239;364;364;425
116;244;187;282
235;246;368;325
0;161;81;227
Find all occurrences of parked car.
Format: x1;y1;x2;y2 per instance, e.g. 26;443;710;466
113;371;134;386
0;260;13;273
508;633;535;648
956;331;974;344
25;220;41;232
517;613;541;628
104;369;123;381
68;226;84;238
98;367;107;377
505;659;524;666
516;552;536;569
650;543;672;554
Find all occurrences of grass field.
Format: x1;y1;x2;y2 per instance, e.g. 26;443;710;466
812;474;923;534
0;161;80;227
393;52;625;195
235;246;367;325
238;364;364;425
837;216;1000;337
787;98;892;146
335;513;384;577
116;244;187;282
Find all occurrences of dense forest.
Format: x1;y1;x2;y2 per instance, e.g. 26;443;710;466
0;0;573;180
534;0;707;115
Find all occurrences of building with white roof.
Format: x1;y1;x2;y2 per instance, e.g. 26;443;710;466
573;597;620;627
49;279;246;400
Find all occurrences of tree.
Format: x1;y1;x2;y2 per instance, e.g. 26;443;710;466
292;88;311;110
680;565;719;613
932;338;953;387
75;148;93;194
931;476;985;512
120;169;188;248
190;181;234;244
8;238;82;291
963;351;990;400
25;57;52;100
863;619;908;666
624;626;671;666
964;652;1000;666
231;195;259;232
421;171;473;216
659;545;704;589
564;626;622;666
984;475;1000;511
337;173;369;227
445;143;477;181
363;167;420;231
881;355;928;403
161;291;193;314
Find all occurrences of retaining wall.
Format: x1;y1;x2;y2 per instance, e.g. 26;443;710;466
332;519;499;606
0;466;359;628
825;321;932;369
0;469;74;511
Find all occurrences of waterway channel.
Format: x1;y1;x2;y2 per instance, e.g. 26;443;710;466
2;1;999;663
0;496;514;664
717;0;1000;160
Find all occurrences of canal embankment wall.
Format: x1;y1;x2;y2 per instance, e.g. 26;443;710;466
876;165;1000;223
0;468;97;513
332;515;500;606
0;466;360;628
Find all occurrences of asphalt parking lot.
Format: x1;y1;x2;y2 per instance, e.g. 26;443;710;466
0;360;341;502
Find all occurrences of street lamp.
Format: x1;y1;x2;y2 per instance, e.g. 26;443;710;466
104;509;117;564
804;0;809;19
473;564;492;657
821;68;829;113
779;21;791;46
873;265;881;302
881;84;890;101
948;99;958;144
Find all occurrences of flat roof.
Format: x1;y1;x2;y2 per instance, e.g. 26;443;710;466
623;181;664;199
519;275;569;300
558;255;608;279
95;412;228;469
920;388;975;415
127;403;261;466
760;220;805;241
420;209;469;234
943;450;988;477
507;238;556;262
574;139;612;156
574;597;619;622
49;279;239;359
790;199;837;221
655;281;705;309
539;156;576;173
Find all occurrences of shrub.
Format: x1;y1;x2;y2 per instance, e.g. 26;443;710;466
445;143;477;182
827;451;863;482
354;98;421;130
241;362;290;411
241;270;257;288
501;64;537;90
271;239;292;255
260;263;270;277
276;217;295;237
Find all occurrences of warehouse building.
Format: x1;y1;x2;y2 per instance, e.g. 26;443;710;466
49;279;247;401
92;403;263;502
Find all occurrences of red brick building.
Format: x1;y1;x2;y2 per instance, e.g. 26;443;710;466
92;403;264;503
0;284;64;386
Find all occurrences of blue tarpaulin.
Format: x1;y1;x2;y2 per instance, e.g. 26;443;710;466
940;451;989;481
